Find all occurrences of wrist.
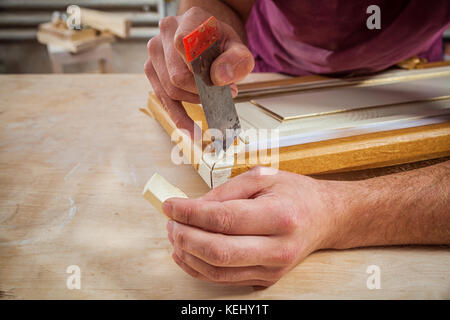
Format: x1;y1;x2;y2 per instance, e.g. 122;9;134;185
291;176;355;252
318;179;370;250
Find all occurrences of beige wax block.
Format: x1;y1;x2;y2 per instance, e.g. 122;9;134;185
142;173;188;216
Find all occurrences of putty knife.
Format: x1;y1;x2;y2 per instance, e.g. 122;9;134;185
183;16;241;154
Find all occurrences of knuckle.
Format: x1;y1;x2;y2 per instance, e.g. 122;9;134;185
159;16;176;31
206;266;225;281
204;243;230;266
144;59;152;73
278;210;299;233
276;245;296;265
229;44;252;59
147;37;159;54
169;71;190;88
176;249;186;261
178;204;193;225
164;84;182;100
174;229;187;249
210;206;234;233
185;6;203;17
248;167;269;189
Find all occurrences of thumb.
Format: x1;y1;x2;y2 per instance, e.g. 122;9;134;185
173;15;254;85
210;40;254;86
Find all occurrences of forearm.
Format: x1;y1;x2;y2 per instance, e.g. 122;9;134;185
329;161;450;249
178;0;249;42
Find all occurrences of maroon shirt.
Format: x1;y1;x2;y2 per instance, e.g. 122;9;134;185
246;0;450;75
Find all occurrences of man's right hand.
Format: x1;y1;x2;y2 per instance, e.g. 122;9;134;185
144;7;255;137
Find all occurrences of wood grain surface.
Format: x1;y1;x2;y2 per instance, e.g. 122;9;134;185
0;74;449;299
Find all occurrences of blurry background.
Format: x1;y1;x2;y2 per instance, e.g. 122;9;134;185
0;0;179;73
0;0;448;74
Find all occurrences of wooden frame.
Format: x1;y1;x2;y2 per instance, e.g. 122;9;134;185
146;66;450;188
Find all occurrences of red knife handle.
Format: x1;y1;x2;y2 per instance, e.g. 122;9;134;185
183;16;219;62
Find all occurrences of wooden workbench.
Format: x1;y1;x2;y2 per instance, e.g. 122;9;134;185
0;74;448;299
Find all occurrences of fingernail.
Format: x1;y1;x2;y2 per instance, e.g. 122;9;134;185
162;200;172;216
218;63;233;84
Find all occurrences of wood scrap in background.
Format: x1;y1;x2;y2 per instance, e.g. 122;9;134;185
80;8;130;39
37;32;114;53
37;7;130;53
39;22;96;41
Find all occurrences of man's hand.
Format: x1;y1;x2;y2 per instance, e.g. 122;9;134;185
161;160;450;286
144;7;254;137
162;167;339;286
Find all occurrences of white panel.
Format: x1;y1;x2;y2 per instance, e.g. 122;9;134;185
252;74;450;120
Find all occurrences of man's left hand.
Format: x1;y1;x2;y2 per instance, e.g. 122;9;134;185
162;166;346;287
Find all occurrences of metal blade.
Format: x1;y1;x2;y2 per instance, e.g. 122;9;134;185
191;41;241;154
